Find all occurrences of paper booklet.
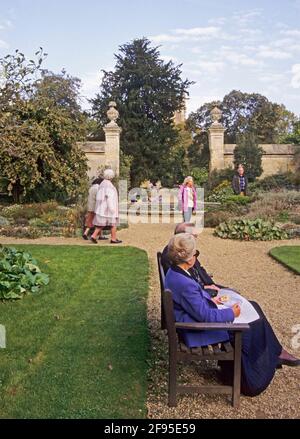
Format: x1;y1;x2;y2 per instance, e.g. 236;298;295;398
216;288;260;324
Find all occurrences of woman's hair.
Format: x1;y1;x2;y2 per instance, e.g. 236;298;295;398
103;168;115;180
168;233;196;265
92;177;103;185
237;164;245;170
183;176;193;186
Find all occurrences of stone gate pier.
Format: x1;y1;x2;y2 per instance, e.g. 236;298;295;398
208;107;297;177
78;102;121;180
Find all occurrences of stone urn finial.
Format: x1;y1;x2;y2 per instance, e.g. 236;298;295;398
106;101;119;126
210;106;222;125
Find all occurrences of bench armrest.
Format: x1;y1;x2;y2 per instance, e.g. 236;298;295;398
175;322;250;331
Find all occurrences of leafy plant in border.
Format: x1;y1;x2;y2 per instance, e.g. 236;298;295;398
214;218;289;241
0;246;49;299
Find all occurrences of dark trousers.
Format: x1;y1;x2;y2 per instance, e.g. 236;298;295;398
220;301;282;397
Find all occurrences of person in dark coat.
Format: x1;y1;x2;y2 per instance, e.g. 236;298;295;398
232;164;248;195
161;223;223;297
165;233;300;397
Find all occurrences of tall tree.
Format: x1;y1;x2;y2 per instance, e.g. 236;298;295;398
187;90;297;144
91;38;193;186
284;120;300;145
234;132;263;181
0;50;88;202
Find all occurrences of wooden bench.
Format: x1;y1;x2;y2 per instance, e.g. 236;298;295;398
162;289;249;408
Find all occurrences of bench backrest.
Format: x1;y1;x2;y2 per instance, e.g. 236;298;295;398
162;289;177;346
157;252;166;330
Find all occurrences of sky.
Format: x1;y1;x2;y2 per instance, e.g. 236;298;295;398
0;0;300;116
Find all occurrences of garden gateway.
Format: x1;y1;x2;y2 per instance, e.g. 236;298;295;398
80;104;298;181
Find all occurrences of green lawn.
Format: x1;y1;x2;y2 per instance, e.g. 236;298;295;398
269;246;300;275
0;245;149;419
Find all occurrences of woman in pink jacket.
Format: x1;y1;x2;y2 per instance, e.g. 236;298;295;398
178;176;197;222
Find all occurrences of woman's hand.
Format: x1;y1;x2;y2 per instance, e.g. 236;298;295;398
212;297;223;305
204;284;220;291
232;303;241;318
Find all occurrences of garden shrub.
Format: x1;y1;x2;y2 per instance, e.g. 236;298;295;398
0;246;49;299
244;191;300;222
0;215;10;226
206;168;235;191
1;201;59;220
224;195;252;205
29;218;50;228
14;217;30;226
280;223;300;238
0;201;85;238
255;173;298;191
204;210;232;228
275;210;290;223
190;167;209;186
207;180;233;202
290;215;300;225
214;218;289;241
0;226;43;239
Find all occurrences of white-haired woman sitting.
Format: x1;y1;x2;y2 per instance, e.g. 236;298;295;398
165;233;300;396
91;169;122;244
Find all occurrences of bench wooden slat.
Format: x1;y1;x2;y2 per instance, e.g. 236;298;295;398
191;347;203;356
179;342;189;353
212;343;222;354
223;342;233;353
202;346;211;356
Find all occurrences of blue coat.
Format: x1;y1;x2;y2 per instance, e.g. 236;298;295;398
165;266;235;348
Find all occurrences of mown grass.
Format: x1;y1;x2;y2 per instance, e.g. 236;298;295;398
0;245;149;419
269;246;300;275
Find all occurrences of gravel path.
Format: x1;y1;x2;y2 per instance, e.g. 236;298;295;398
1;226;299;418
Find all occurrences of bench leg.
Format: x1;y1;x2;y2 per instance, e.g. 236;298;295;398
232;331;242;408
168;350;177;407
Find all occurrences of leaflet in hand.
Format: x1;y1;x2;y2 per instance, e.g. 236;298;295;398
216;289;259;324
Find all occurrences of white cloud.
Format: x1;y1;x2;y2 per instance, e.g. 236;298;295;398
218;47;262;67
150;26;222;44
233;9;263;26
208;17;227;25
80;71;104;97
185;60;225;74
174;26;220;37
272;38;293;48
240;28;262;36
150;34;185;43
0;19;12;31
0;39;9;49
161;55;179;63
281;29;300;37
187;93;222;113
291;64;300;88
259;73;285;83
257;46;292;59
289;44;300;51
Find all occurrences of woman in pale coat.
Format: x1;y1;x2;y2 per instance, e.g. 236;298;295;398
90;169;122;244
82;177;104;240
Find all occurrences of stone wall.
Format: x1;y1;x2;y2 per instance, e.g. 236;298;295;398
78;141;106;180
208;107;298;177
224;143;296;177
